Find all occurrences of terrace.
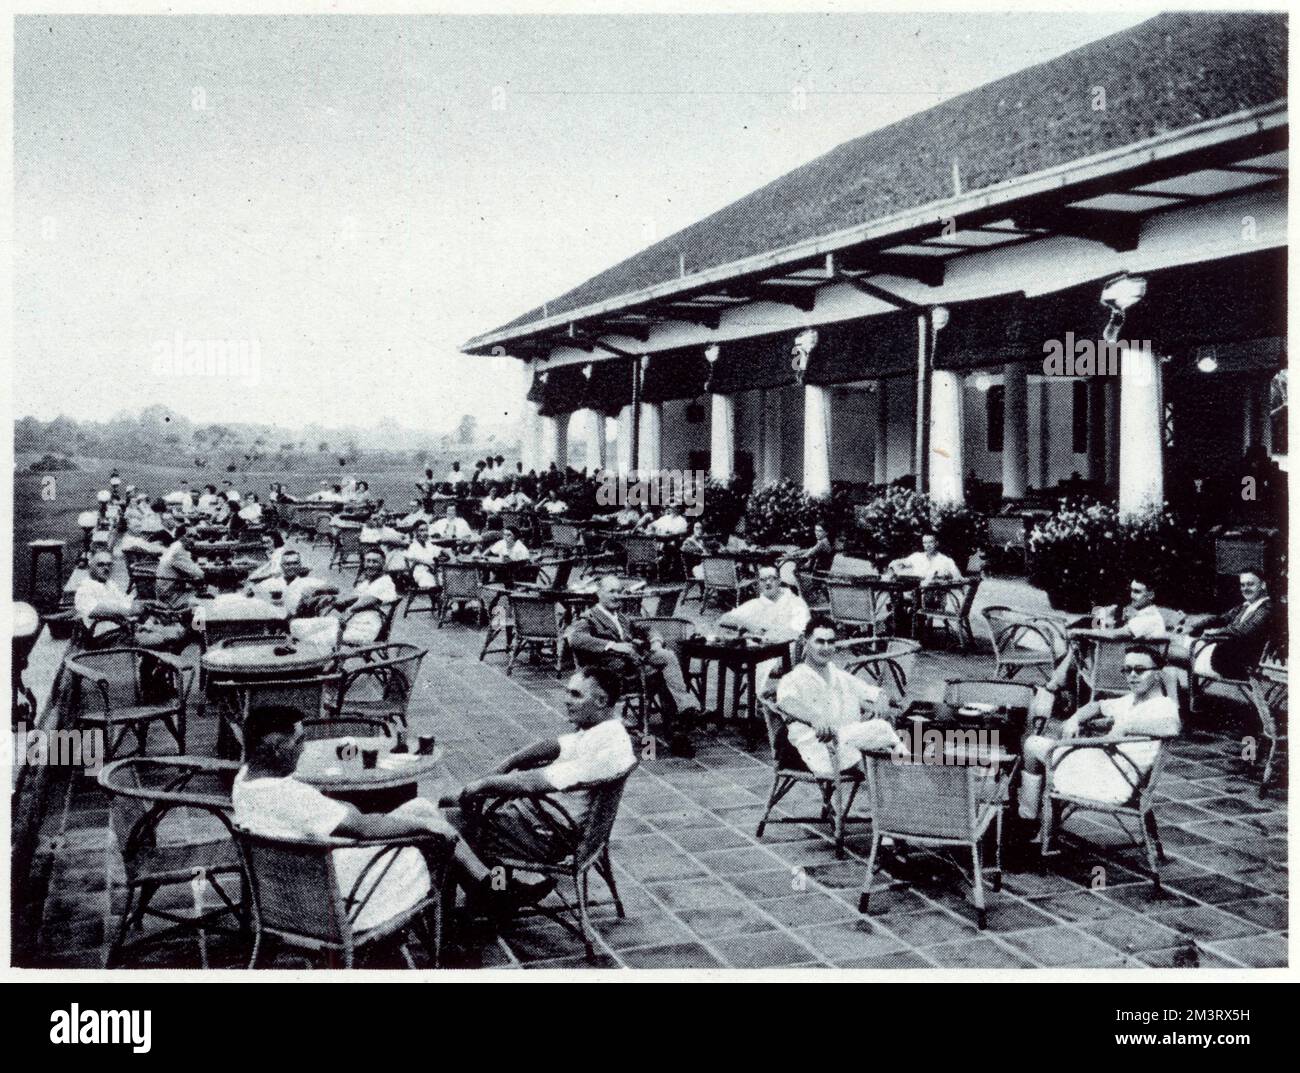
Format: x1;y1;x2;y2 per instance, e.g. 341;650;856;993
14;535;1286;971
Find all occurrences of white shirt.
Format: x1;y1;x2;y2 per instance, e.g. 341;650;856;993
232;770;429;932
1051;692;1180;803
502;492;533;510
544;719;636;826
1122;604;1168;640
487;538;531;562
648;513;689;536
897;550;961;582
722;588;810;638
430;517;475;540
197;493;217;514
446;469;463;484
284;575;331;617
777;662;886;739
405;539;449;566
539;499;567;515
75;577;134;627
238;503;263;523
481;496;506;514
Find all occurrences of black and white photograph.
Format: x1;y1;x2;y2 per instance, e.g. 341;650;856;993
5;1;1291;987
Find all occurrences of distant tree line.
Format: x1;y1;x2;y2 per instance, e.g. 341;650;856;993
15;407;510;473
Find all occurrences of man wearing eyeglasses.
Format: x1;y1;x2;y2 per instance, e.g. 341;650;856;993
1018;645;1180;819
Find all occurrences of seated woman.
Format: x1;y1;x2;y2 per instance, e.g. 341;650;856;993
485;527;531;562
1018;644;1179;819
779;523;836;588
405;521;450;590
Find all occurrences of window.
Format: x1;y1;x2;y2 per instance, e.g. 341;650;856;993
986;385;1004;452
1072;380;1088;454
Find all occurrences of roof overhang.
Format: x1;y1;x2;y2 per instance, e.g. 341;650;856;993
462;101;1286;360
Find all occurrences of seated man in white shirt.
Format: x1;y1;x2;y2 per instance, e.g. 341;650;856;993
441;666;636;873
480;486;507;514
246;531;289;584
888;532;962;583
501;483;533;511
233;706;555;935
775;616;901;778
537;491;568;516
1039;576;1169;702
277;552;338;616
429;504;476;542
75;551;187;650
291;550;398;649
646;502;689;537
238;494;264;525
1019;644;1180;818
719;567;810;694
485;527;531;563
404;521;450;591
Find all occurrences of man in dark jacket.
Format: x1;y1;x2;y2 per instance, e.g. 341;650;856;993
1189;570;1275;680
568;575;701;757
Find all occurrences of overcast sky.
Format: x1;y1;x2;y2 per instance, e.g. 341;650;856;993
14;10;1150;432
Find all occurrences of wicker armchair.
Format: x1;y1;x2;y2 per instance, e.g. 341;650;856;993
234;826;459;968
827;579;886;637
1246;659;1286;797
914;576;981;650
461;764;637;961
98;756;244;967
840;637;920;705
982;606;1067;682
438;563;487;627
756;697;866;858
505;593;565;676
622;535;660;580
1074;636;1170;705
331;642;427;727
858;750;1008;928
1040;668;1179;890
699;556;756;612
63;647;192;761
329;526;363;572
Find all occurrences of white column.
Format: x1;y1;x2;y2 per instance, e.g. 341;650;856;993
552;412;570;471
710;393;735;481
761;390;783;484
639;402;662;474
1002;361;1028;500
537;415;557;470
929;370;965;505
520;403;542;473
1118;346;1164;516
873;383;888;484
802;383;832;497
584;409;607;472
615;405;634;475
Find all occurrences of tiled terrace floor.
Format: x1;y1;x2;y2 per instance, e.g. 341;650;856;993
19;543;1288;971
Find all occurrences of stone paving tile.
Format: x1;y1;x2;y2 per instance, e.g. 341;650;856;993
921;937;1035;968
20;541;1289;971
1203;933;1288;969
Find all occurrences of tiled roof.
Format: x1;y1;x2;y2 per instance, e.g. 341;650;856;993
473;11;1285;345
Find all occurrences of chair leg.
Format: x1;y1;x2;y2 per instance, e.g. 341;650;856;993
992;809;1004;892
1144;809;1167;863
1039;796;1055;858
831;779;848;859
597;847;625;918
577;874;596;962
105;885;136;968
971;842;987;930
857;831;881;913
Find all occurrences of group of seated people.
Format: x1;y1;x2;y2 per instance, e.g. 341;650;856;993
231;661;637;931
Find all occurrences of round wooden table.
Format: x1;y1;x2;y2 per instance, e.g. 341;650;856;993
296;737;445;812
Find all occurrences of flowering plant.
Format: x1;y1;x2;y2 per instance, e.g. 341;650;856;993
849;487;987;565
1027;500;1211;611
743;479;819;546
